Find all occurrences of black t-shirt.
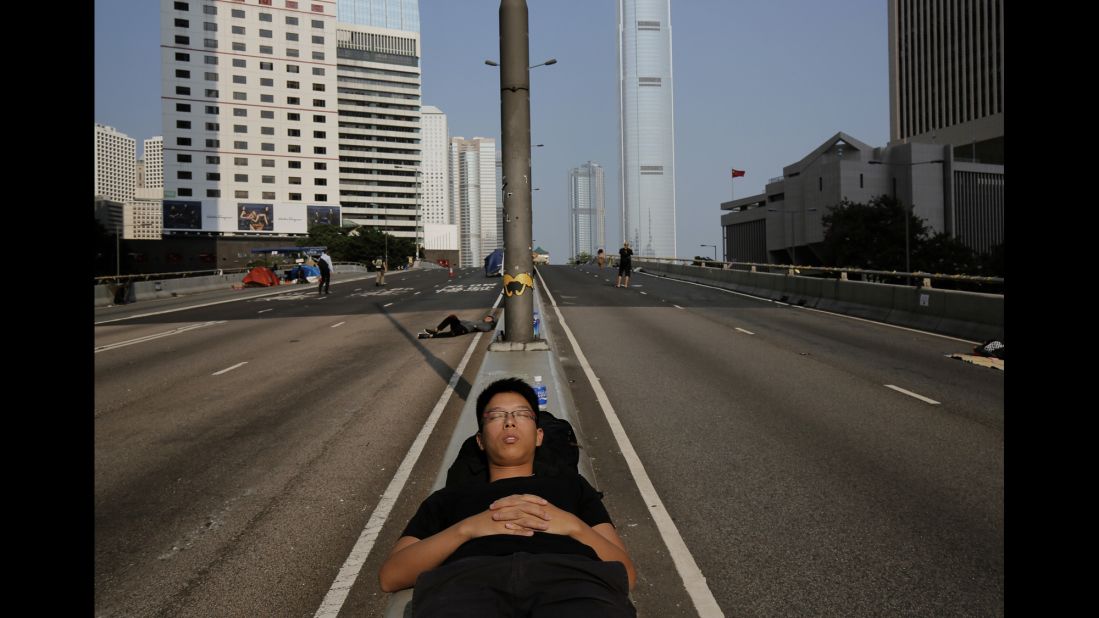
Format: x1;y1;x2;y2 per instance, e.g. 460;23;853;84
401;473;613;565
619;247;633;266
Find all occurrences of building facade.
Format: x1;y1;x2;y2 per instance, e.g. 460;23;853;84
720;132;1004;265
334;20;422;242
420;105;450;229
449;137;497;268
618;0;676;257
888;0;1004;164
95;123;136;203
335;0;418;31
159;0;341;238
568;161;606;260
144;136;165;189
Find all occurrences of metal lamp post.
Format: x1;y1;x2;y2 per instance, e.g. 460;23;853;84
868;159;944;280
493;0;556;343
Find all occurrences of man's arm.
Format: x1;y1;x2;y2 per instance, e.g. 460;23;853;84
378;507;535;592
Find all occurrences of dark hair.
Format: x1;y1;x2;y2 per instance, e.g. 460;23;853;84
475;378;538;431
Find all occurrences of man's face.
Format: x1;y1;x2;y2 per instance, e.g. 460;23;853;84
476;392;543;467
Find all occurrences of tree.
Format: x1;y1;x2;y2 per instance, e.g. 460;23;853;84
912;232;979;275
572;252;592;265
821;195;929;271
977;243;1004;278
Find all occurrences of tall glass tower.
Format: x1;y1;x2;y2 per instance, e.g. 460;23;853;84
337;0;419;32
568;161;606;260
618;0;676;258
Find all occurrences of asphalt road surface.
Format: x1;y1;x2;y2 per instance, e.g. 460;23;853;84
94;264;1003;617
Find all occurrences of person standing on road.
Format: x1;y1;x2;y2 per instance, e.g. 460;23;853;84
374;256;387;286
317;250;334;295
596;248;605;269
615;242;633;288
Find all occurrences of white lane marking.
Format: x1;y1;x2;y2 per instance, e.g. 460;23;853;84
735;327;755;335
414;291;421;295
674;304;684;309
535;270;724;617
640;291;648;295
258;309;273;314
884;384;941;405
212;361;248;376
383;302;394;307
331;322;345;328
94;321;226;353
636;270;980;345
314;294;505;618
353;288;362;292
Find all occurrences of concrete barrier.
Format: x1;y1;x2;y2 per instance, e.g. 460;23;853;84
639;260;1003;341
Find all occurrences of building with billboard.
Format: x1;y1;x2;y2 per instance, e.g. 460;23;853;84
159;0;341;238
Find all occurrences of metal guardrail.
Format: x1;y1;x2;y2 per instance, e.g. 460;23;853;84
94;261;376;286
93;268;249;286
595;256;1004;292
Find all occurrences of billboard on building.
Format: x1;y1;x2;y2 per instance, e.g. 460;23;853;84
307;205;341;228
162;200;310;234
238;203;274;231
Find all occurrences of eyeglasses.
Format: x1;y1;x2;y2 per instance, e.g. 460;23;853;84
482;408;537;424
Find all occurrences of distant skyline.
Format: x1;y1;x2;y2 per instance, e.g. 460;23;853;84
95;0;889;264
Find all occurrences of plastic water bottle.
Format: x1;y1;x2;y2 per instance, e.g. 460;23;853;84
532;311;541;339
533;375;548;411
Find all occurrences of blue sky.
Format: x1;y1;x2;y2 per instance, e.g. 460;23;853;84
95;0;889;264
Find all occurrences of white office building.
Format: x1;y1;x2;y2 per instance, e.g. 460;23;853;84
143;136;164;189
450;137;497;267
420;105;450;228
159;0;341;237
618;0;677;257
95;123;136;204
568;161;606;260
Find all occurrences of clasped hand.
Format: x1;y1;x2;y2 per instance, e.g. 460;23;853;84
461;494;579;539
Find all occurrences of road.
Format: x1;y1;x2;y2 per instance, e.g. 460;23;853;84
94;264;1003;616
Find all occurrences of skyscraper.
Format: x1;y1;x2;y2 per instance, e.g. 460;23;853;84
449;137;497;267
618;0;677;257
888;0;1003;163
420;105;449;226
143;137;164;191
568;161;606;260
334;18;422;242
95;123;136;203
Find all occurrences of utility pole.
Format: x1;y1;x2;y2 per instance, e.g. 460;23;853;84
499;0;534;342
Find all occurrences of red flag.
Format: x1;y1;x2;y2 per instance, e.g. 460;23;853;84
731;168;746;178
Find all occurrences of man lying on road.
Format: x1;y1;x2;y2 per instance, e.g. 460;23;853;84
417;313;497;339
379;377;637;616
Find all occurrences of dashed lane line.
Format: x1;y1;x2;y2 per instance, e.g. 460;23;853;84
884;384;941;405
212;361;247;376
